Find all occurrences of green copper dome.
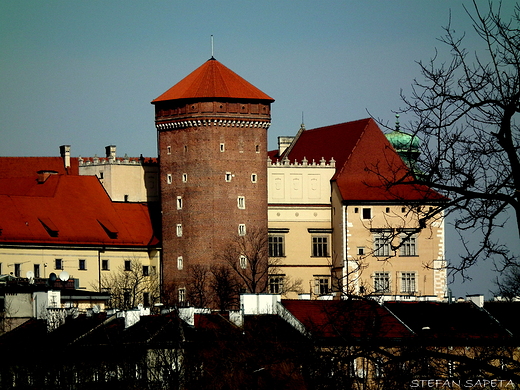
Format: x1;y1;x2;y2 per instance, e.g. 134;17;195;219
386;129;419;153
385;115;420;169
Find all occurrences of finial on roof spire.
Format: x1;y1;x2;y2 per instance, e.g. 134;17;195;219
300;111;306;131
210;35;215;60
395;114;400;132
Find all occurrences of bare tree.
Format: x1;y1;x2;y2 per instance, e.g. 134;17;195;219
220;227;270;294
209;264;240;311
389;0;520;274
186;264;210;308
99;257;160;310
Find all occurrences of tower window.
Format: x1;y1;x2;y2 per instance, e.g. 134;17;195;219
238;224;246;236
182;173;187;183
239;255;248;269
177;256;183;270
167;174;172;184
251;173;257;183
177;196;183;210
220;143;225;152
176;224;182;237
167;146;171;155
255;145;260;153
237;196;245;209
178;288;186;303
225;172;232;182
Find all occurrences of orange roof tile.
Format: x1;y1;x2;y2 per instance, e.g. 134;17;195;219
0;157;79;178
0;174;159;247
152;58;274;103
279;118;445;202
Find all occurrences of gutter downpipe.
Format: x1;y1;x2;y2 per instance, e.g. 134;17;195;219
342;204;347;295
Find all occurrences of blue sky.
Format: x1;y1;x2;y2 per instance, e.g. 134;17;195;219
0;0;517;298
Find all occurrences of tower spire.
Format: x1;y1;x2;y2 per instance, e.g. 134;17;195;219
210;35;215;60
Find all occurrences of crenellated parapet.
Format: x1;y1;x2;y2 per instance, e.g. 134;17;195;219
268;156;336;168
78;155;157;166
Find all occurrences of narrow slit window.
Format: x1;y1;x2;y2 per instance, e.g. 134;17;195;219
176;224;182;237
167;174;172;184
237;196;245;209
177;256;183;270
177;196;183;210
251;173;257;183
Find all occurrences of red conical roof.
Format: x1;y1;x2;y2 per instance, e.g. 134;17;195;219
152;58;274;103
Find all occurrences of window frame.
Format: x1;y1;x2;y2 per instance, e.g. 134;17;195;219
55;258;63;270
269;275;284;294
311;236;329;257
373;271;390;293
78;259;86;270
401;271;417;294
268;235;285;257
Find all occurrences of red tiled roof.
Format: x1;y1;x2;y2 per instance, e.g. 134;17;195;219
278;118;445;202
282;299;413;340
152;58;274;103
0;174;159;247
0;157;79;178
386;301;511;341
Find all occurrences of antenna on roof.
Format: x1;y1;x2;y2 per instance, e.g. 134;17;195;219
210;35;215;59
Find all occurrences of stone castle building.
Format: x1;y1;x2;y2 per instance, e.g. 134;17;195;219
151;58;274;301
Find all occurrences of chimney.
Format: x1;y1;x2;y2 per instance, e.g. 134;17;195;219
105;145;116;162
59;145;71;169
37;170;58;184
278;136;294;156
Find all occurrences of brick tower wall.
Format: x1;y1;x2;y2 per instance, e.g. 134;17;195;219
155;99;270;302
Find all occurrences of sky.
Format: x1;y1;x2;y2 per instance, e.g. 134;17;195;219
0;0;518;299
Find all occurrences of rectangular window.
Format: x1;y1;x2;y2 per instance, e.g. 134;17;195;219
374;232;392;257
269;275;284;294
177;196;183;209
315;277;330;295
124;260;131;271
401;272;416;293
182;173;187;183
34;264;40;278
55;259;63;270
362;208;372;219
312;236;328;257
268;235;285;257
142;266;149;276
176;224;183;237
225;172;232;182
237;196;245;209
167;174;172;184
357;247;365;255
239;255;248;269
102;260;109;271
79;259;86;270
220;143;225;152
167;146;171;155
178;288;186;303
374;272;390;293
238;224;246;236
177;256;183;270
251;173;257;183
400;234;417;256
14;263;21;278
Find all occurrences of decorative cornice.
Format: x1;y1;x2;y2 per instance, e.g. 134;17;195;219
156;119;271;130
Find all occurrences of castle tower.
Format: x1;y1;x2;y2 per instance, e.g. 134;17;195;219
151;58;274;304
